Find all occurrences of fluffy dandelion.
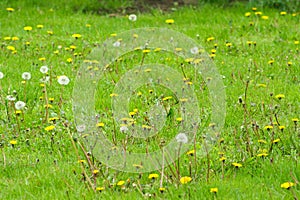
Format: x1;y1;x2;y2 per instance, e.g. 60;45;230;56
190;47;199;54
22;72;31;80
128;14;137;21
15;101;26;110
176;133;188;144
0;72;4;79
6;95;16;101
40;66;49;74
57;75;70;85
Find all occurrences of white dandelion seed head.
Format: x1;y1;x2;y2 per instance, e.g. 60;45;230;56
0;72;4;79
40;75;50;83
120;125;128;133
176;133;188;144
128;14;137;22
6;95;16;101
113;41;121;47
190;47;199;55
40;66;49;74
15;101;26;110
76;124;86;132
57;75;70;85
22;72;31;80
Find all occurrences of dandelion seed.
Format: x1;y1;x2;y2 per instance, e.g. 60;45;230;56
120;125;128;133
22;72;31;80
128;14;137;21
15;101;26;110
76;124;86;132
0;72;4;79
190;47;199;54
57;75;70;85
6;95;16;101
180;176;192;184
176;133;188;144
40;66;49;74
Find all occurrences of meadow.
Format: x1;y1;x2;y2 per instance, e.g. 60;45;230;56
0;1;299;199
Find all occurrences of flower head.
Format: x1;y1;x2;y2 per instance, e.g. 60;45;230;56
180;176;192;184
165;19;174;24
176;133;188;144
0;72;4;79
281;182;295;189
40;66;49;74
232;162;242;168
148;173;159;179
57;75;70;85
210;188;218;193
6;8;15;12
24;26;33;31
6;95;16;101
128;14;137;21
72;33;81;39
22;72;31;80
15;101;26;110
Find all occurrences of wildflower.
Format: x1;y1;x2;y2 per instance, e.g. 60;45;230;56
255;12;262;16
210;188;218;193
292;118;299;123
281;182;295;189
257;153;268;157
287;61;292;66
120;125;128;133
57;75;70;85
249;21;254;26
86;24;91;27
207;37;215;42
45;125;55;131
67;58;72;63
113;41;121;47
6;95;16;101
226;42;232;47
176;133;188;144
148;174;159;179
12;37;19;41
110;93;118;97
275;94;285;100
163;96;172;101
40;66;49;74
272;139;280;144
7;46;16;51
232;162;242;168
294;41;299;45
180;176;192;184
264;125;273;131
22;72;31;80
78;160;85;163
280;11;287;16
128;14;137;21
15;101;26;110
176;117;183;122
257;83;266;88
72;33;81;39
133;164;143;169
96;187;105;192
258;139;267;144
4;37;11;40
47;31;53;35
154;48;161;52
252;7;257;11
0;72;4;79
278;126;285;130
110;33;117;37
186;149;195;156
220;157;226;162
93;169;99;175
39;57;46;61
143;49;151;53
261;16;269;20
37;24;44;28
159;187;166;193
6;8;15;12
117;180;125;186
165;19;174;24
96;122;104;127
245;12;251;17
24;26;33;31
268;60;274;65
48;117;59;122
15;110;22;115
44;104;53;108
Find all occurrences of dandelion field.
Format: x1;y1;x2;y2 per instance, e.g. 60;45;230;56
0;1;299;199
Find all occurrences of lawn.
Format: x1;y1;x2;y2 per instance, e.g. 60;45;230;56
0;1;299;199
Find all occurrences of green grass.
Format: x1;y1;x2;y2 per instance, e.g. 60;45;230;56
0;2;299;200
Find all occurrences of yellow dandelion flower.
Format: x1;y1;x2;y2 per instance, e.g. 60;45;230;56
258;139;267;144
7;46;16;51
86;24;91;27
278;126;285;130
176;117;183;122
255;12;262;16
252;7;257;11
148;174;159;179
142;49;151;53
163;96;172;101
37;24;44;28
281;182;295;189
261;16;269;20
6;8;15;12
72;33;82;39
4;37;11;40
159;187;166;193
257;153;268;157
186;149;195;156
257;83;266;88
294;41;299;45
10;140;17;145
245;12;251;17
24;26;33;31
47;30;53;35
165;19;174;24
39;57;46;61
232;162;242;168
207;37;215;42
180;176;192;184
210;188;218;193
67;58;72;63
110;93;118;97
292;118;299;122
154;48;161;52
220;156;226;162
280;11;287;16
272;139;280;144
96;122;104;127
264;125;273;131
12;36;19;41
117;180;125;186
45;125;55;131
93;169;99;174
96;187;105;192
275;94;285;100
